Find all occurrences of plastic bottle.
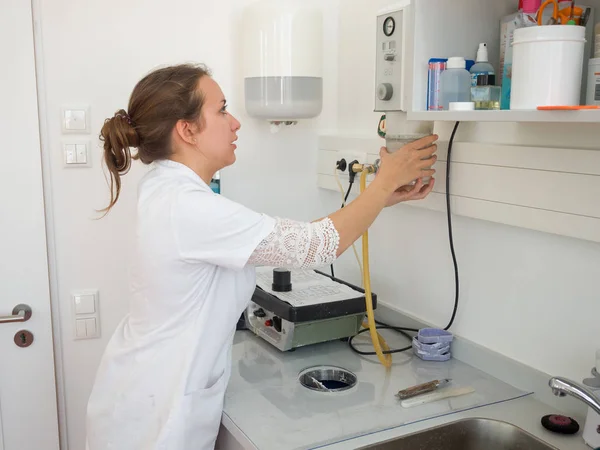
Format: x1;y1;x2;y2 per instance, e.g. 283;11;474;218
440;57;471;110
427;58;447;110
470;43;495;87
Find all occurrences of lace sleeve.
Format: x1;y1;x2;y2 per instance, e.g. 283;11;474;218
247;217;340;269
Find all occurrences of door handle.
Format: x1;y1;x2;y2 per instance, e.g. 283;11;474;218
0;304;32;324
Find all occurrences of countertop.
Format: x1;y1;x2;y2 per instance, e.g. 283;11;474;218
220;329;589;450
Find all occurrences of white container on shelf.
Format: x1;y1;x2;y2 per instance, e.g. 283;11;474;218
449;101;475;111
439;57;472;110
510;25;586;110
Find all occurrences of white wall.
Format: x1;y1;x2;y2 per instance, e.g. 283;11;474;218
36;0;600;449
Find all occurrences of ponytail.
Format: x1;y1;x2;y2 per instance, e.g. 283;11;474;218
99;109;139;214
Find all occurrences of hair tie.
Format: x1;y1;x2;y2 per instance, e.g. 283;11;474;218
115;112;134;127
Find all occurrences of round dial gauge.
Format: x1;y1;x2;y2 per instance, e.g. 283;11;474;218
383;17;395;36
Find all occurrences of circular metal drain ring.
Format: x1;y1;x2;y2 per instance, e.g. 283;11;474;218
298;365;357;393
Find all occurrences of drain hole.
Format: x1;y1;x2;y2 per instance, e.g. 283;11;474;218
299;365;357;392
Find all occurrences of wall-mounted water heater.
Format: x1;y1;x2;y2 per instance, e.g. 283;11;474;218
241;0;323;126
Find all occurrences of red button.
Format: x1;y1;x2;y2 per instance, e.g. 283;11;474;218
265;319;273;327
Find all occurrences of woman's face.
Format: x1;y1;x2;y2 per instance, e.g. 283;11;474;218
193;76;241;169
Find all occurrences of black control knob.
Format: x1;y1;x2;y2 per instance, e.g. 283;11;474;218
272;268;292;292
253;308;266;318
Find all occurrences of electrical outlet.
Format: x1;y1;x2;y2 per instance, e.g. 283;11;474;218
334;150;368;177
317;150;369;199
317;135;382;196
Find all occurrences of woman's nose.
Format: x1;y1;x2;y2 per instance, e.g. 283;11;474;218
230;114;241;131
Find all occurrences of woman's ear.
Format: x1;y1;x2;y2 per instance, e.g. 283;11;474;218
174;119;198;145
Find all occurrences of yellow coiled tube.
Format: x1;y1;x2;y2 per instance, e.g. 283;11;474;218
360;170;392;368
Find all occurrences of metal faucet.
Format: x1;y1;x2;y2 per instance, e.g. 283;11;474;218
549;376;600;415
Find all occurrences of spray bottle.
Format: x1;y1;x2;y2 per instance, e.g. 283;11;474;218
470;43;495;87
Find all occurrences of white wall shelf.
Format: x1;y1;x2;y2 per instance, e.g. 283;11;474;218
409;110;600;123
403;0;600;124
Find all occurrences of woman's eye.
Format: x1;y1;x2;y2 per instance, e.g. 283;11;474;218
221;105;228;114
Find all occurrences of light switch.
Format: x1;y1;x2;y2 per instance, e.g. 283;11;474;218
75;144;87;164
72;289;99;339
85;318;97;337
63;141;91;168
64;144;76;164
76;319;87;338
62;106;90;134
64;110;86;130
74;294;95;314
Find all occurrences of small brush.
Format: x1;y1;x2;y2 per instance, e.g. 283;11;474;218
396;378;452;400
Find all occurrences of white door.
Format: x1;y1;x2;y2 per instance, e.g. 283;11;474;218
0;1;61;449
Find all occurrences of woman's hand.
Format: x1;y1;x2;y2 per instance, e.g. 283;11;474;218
376;135;438;193
385;178;435;207
325;135;438;258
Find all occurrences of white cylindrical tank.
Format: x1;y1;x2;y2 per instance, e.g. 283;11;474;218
510;25;586;109
241;0;323;121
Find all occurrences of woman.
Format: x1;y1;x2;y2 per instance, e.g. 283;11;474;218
86;63;437;450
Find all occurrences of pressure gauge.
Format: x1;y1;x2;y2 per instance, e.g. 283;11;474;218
383;16;395;36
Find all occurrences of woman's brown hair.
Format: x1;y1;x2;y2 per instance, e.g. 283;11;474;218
99;63;211;213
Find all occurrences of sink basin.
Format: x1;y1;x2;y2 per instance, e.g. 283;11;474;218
357;418;558;449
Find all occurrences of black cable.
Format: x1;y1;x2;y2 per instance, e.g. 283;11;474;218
348;325;414;355
374;319;419;333
348;121;462;356
343;180;353;204
443;121;461;331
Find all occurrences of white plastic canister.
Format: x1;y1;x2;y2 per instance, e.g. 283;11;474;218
510;25;586;109
241;0;323;121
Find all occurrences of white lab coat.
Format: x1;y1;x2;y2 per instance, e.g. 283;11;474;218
86;160;276;450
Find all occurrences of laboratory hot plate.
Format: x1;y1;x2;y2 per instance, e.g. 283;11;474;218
244;266;377;352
